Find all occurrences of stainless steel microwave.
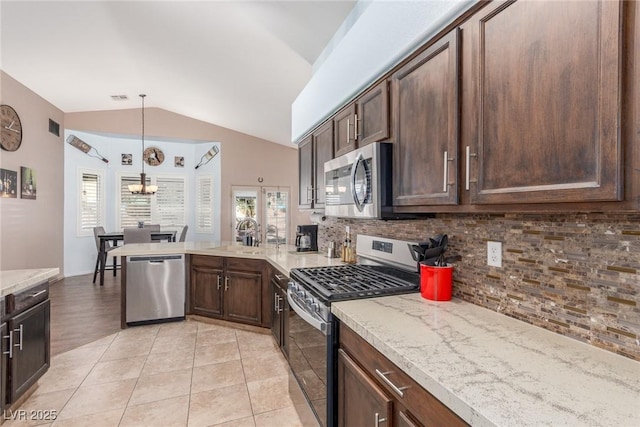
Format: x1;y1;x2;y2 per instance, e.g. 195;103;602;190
324;142;392;219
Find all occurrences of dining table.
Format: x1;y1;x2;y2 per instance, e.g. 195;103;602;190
96;231;176;286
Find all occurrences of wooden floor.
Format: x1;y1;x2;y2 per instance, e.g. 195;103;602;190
49;272;122;356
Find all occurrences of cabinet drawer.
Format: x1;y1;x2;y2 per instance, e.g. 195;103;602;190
191;255;224;269
7;281;49;317
339;324;467;426
226;257;264;273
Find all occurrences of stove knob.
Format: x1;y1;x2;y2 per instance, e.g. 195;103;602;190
310;302;319;313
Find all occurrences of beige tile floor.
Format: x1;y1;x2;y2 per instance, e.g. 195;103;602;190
2;319;319;427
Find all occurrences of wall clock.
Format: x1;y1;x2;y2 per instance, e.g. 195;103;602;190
1;105;23;152
143;146;165;166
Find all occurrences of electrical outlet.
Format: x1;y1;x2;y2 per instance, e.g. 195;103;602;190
487;241;502;267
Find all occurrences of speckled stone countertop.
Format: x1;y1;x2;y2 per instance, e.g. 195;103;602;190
109;241;344;275
0;268;59;298
332;294;640;427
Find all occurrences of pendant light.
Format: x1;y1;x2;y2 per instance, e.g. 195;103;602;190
128;94;157;195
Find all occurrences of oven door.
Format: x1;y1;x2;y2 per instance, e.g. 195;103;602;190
287;289;332;427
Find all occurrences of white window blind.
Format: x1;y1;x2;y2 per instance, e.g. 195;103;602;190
79;171;104;236
119;176;152;228
196;175;214;233
156;176;186;227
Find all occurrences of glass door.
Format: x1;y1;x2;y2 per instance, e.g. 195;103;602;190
232;186;289;245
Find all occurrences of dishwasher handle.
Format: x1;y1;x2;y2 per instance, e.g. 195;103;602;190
129;255;183;262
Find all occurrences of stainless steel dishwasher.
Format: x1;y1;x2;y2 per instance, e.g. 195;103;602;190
126;254;185;324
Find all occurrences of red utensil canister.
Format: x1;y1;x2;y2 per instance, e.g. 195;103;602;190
420;264;453;301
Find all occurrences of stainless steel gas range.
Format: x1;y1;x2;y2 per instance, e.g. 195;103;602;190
287;235;420;427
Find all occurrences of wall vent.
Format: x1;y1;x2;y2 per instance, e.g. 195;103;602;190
49;119;60;137
110;95;129;101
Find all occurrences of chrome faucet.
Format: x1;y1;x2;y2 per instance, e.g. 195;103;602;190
237;218;260;246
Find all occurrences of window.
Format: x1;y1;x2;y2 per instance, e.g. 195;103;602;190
78;169;105;236
156;176;186;228
196;175;214;233
119;176;152;229
117;174;186;230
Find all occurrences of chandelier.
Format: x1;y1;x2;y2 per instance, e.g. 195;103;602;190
128;94;157;194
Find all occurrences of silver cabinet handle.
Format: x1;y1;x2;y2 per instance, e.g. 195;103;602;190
31;289;47;298
278;295;284;313
443;150;448;192
354;113;360;139
14;324;24;351
346;119;351;145
224;276;229;292
2;330;12;359
217;275;221;290
465;145;477;191
274;292;280;312
375;412;387;426
375;369;408;397
274;274;287;281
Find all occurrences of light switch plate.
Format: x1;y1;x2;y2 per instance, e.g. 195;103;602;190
487;241;502;267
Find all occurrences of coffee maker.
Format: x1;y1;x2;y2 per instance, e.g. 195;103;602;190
295;224;318;252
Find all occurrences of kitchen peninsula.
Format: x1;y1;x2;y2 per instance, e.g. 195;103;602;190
109;241;344;328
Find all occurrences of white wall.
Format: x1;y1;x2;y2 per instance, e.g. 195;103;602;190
63;130;221;276
291;0;476;141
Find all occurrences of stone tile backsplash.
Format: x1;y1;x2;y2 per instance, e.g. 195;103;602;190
317;213;640;360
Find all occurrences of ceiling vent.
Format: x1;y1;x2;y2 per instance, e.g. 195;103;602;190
110;95;129;101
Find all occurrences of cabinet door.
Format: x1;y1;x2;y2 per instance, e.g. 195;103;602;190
334;104;357;157
463;0;622;204
392;29;460;207
337;349;392;427
1;322;6;408
357;80;390;147
9;299;50;403
298;135;314;209
225;270;262;325
313;120;334;207
191;266;224;318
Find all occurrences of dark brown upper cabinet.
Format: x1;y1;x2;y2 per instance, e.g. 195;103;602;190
392;29;460;207
462;0;623;205
334;81;391;157
298;121;334;209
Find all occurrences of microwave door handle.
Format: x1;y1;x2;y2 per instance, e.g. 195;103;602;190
350;153;366;212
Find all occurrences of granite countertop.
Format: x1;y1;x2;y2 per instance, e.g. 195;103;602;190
109;241;344;275
332;294;640;427
0;268;60;298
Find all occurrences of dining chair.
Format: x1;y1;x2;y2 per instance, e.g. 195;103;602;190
143;224;161;231
178;225;188;242
124;227;152;244
92;226;118;284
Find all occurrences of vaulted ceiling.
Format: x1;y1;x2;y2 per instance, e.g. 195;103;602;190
1;1;356;146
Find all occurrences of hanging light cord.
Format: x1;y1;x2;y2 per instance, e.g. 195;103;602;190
140;94;146;176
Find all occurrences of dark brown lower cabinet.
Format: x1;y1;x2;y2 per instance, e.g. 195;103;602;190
338;323;467;427
7;299;51;405
338;348;393;427
270;270;288;354
190;255;267;328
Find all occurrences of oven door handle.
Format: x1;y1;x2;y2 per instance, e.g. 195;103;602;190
287;289;330;336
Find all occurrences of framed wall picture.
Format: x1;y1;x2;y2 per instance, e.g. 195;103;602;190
122;153;133;165
0;168;17;198
20;166;36;200
175;156;185;167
